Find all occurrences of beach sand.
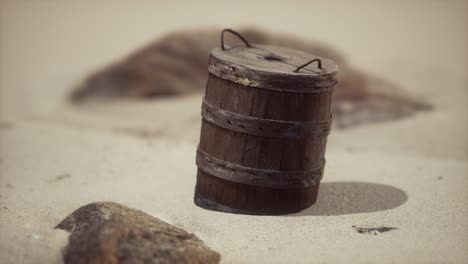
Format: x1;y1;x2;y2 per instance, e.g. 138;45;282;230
1;1;467;263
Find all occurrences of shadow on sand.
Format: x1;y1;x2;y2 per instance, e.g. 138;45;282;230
291;181;408;216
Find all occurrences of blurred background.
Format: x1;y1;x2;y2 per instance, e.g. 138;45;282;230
1;0;466;116
1;0;466;160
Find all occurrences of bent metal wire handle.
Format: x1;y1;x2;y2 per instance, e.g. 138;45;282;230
293;58;322;73
221;29;252;50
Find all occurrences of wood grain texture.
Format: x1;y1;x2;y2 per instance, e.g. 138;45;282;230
208;45;337;92
195;45;337;215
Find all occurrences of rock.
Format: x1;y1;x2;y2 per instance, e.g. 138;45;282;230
70;28;432;129
352;225;399;235
56;202;220;264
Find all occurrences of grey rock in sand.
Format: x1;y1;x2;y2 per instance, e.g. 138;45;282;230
56;202;220;264
352;225;399;235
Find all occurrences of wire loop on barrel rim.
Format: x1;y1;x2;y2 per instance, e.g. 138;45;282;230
293;58;322;73
221;29;252;50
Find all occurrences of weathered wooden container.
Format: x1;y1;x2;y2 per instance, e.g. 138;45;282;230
195;29;338;215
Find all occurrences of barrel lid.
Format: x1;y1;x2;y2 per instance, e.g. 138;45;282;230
208;30;338;93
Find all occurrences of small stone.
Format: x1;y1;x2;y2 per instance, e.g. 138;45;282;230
49;174;72;183
56;202;220;264
352;225;398;235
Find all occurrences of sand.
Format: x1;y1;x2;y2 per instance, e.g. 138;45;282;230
1;1;467;263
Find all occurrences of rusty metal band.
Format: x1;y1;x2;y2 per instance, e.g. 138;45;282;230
196;149;324;189
201;99;331;139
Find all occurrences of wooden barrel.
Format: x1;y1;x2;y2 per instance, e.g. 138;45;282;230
195;29;338;215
